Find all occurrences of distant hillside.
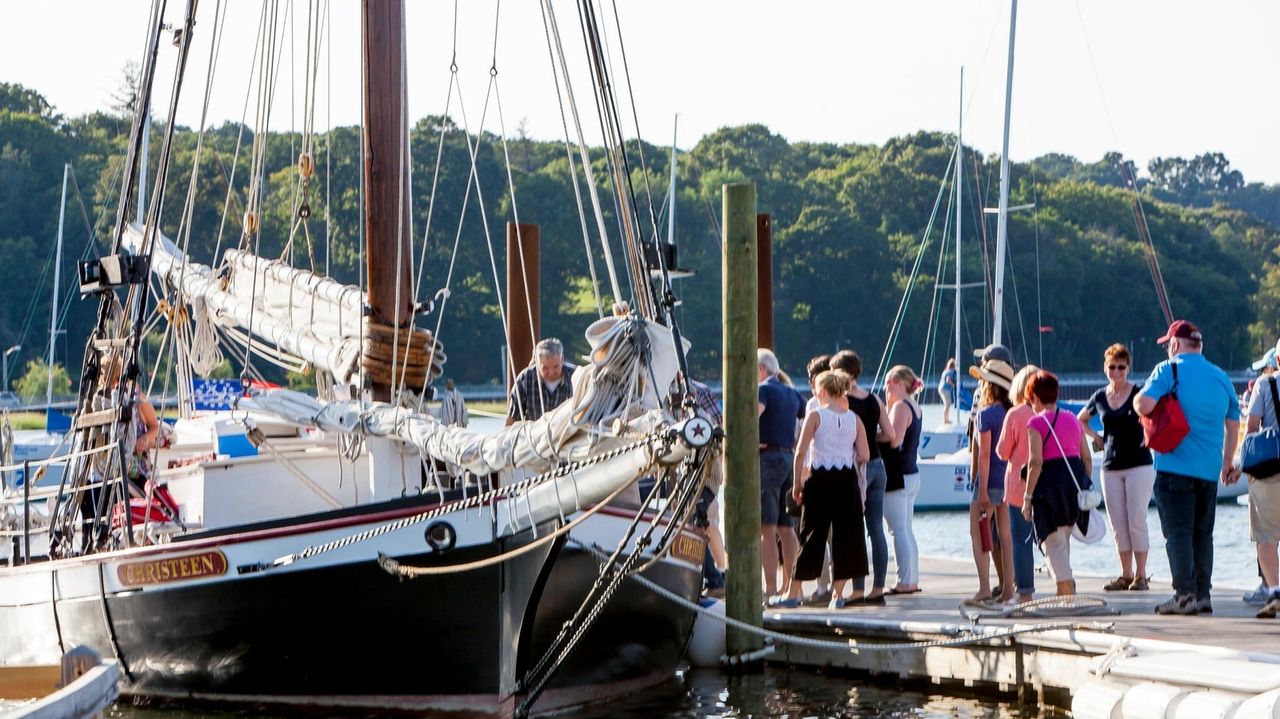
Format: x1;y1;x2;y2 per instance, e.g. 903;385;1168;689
3;81;1278;392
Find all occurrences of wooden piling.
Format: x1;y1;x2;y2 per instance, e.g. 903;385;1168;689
505;222;540;390
723;183;763;656
756;214;773;350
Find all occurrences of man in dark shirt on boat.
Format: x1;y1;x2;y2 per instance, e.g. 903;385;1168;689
506;338;577;425
758;348;805;599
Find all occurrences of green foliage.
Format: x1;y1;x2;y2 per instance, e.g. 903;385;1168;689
13;359;71;400
5;79;1280;389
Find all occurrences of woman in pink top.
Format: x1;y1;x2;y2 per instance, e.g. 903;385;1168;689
997;364;1039;604
1022;370;1093;596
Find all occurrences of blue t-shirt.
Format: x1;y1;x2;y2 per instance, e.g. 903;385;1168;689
977;403;1008;490
1140;353;1240;481
758;377;804;449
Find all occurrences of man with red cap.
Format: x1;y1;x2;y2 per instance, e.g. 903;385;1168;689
1135;320;1241;615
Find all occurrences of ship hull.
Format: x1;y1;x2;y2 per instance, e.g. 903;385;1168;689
0;495;702;715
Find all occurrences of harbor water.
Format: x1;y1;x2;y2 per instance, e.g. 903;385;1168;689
107;668;1053;718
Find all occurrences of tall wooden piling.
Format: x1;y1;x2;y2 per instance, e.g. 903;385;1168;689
756;214;773;350
723;183;763;655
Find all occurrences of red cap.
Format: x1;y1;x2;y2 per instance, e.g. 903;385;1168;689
1156;320;1202;344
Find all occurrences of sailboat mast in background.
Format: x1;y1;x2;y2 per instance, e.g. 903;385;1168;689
48;163;68;407
991;0;1017;348
954;70;963;386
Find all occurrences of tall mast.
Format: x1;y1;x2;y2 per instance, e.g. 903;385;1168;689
138;113;150;223
954;69;963;408
667;115;678;247
362;0;413;402
992;0;1018;347
49;163;68;407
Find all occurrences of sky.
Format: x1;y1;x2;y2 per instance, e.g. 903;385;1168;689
4;0;1279;183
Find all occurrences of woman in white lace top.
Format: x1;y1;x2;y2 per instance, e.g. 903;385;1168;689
770;370;870;609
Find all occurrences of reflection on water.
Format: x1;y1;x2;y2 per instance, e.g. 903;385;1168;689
565;668;1053;719
108;668;1056;718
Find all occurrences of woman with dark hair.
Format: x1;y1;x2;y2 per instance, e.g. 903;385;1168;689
831;349;893;604
968;357;1015;603
1078;343;1154;591
1022;370;1092;596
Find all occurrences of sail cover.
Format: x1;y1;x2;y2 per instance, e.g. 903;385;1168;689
123;223;365;383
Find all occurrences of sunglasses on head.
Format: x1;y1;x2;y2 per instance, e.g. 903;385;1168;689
1107;364;1128;371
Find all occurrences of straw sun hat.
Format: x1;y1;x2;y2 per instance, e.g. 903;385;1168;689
968;357;1015;391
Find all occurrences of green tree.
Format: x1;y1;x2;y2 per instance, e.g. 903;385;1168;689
13;359;72;400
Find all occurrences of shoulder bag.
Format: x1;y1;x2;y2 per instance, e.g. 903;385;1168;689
1141;362;1190;453
1241;377;1280;479
1043;412;1107;544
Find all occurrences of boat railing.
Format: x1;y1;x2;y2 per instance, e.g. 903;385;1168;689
0;444;118;562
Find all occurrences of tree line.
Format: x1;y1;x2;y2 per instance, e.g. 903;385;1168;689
3;80;1280;400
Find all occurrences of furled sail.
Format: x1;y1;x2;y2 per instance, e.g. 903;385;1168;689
239;313;696;477
121;224;444;385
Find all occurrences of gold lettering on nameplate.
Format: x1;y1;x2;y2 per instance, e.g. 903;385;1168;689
670;535;706;565
117;550;229;587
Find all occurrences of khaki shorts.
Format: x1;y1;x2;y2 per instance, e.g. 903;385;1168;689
1249;475;1280;544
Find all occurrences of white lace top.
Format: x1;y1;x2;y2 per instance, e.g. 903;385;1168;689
808;406;857;470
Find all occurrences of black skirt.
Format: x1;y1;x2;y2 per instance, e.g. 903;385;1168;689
1030;456;1085;542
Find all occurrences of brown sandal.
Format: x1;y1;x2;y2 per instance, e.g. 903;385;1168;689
1129;576;1150;591
1103;576;1134;591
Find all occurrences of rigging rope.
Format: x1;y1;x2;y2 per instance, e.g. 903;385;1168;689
872;148;957;392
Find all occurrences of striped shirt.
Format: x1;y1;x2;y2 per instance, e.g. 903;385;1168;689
507;363;577;422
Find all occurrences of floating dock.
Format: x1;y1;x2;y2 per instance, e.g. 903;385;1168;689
759;557;1280;718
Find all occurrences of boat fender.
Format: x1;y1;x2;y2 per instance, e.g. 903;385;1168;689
1070;680;1126;719
685;597;725;667
424;521;456;552
1119;681;1189;719
1171;690;1246;719
1234;688;1280;719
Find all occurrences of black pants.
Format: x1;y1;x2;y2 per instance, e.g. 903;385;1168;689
793;466;868;582
1153;471;1217;600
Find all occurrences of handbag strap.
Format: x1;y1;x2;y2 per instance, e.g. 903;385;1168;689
1270;377;1279;428
1171;361;1179;398
1043;408;1086;492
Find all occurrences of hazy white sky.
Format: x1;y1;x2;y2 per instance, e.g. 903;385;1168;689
4;1;1278;183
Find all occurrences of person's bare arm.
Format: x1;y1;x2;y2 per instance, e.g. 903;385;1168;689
136;396;160;452
1021;428;1044;519
889;402;910;449
1249;416;1262;433
1077;405;1102;442
1078;432;1092;479
875;396;894;443
792;412;819;503
1223;418;1241;484
1134;391;1156;416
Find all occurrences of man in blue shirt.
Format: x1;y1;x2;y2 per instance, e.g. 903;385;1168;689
1136;320;1241;615
757;348;804;600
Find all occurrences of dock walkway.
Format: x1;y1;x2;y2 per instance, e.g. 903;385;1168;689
758;556;1280;717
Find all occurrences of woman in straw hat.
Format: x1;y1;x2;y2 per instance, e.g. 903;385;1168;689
968;357;1016;603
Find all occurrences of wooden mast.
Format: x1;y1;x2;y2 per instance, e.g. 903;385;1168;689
362;0;413;401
